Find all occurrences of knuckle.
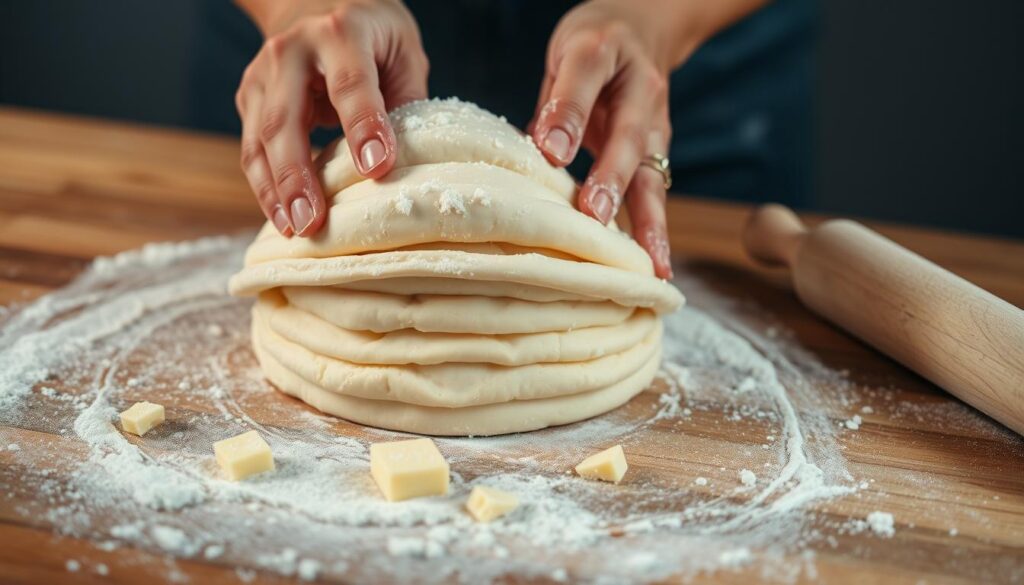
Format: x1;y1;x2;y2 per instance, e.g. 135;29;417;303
263;35;289;59
255;181;277;207
601;21;631;45
328;68;372;104
417;51;431;76
548;98;588;129
618;123;647;157
273;162;304;191
326;4;363;35
234;89;246;115
240;62;258;84
239;140;262;168
345;107;382;133
571;31;606;61
259;105;290;142
643;67;667;94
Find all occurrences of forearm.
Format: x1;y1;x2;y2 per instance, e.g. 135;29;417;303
234;0;288;35
608;0;769;70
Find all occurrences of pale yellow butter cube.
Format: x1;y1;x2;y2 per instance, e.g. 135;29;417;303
213;430;275;481
119;401;165;436
370;438;449;502
575;445;628;483
466;486;518;522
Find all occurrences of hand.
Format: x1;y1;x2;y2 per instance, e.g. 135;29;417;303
235;0;429;237
531;0;764;278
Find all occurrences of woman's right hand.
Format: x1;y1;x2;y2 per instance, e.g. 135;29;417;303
235;0;429;237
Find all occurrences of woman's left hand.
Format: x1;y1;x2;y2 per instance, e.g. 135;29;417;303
531;0;684;278
532;0;761;278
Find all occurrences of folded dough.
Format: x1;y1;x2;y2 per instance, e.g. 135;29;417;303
229;98;685;435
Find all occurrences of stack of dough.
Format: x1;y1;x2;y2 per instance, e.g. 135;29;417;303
229;99;684;436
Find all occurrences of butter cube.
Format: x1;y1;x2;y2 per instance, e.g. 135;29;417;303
119;401;165;436
213;430;275;481
370;438;449;502
575;445;628;483
466;486;518;522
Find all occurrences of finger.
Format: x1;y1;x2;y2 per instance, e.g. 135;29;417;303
319;36;397;179
578;99;651;224
379;44;430;110
628;113;673;278
578;67;663;225
627;168;672;279
259;42;327;237
239;86;293;237
532;40;614;166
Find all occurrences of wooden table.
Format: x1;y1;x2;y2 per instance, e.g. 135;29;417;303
0;107;1022;584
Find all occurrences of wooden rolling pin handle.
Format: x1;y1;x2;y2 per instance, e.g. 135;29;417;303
743;204;1024;436
742;204;807;268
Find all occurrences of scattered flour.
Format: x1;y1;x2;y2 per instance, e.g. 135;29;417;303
437;189;468;216
718;547;753;567
392;190;414;216
151;525;199;556
0;234;882;584
844;415;863;430
740;469;758;488
471;187;492;207
866;511;895;538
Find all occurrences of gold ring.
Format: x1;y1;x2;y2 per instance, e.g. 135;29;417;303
640;153;672;190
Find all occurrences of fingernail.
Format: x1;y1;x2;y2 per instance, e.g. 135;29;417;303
271;205;293;236
360;137;386;173
542;127;572;163
290;197;315;235
590;189;614;224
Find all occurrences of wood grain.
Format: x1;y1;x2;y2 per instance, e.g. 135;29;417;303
0;106;1022;584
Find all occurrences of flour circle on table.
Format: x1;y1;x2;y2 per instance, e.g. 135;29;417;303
0;234;874;584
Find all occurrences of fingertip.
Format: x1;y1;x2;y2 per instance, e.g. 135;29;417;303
656;255;674;280
538;126;575;167
351;117;398;179
292;172;331;238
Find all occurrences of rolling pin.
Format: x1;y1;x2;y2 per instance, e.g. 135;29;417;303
742;204;1024;435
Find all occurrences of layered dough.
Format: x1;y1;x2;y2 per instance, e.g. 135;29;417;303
229;98;685;435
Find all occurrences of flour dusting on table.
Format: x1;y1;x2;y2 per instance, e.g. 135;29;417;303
0;235;878;583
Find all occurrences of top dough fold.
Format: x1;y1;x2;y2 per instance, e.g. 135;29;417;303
316;97;578;202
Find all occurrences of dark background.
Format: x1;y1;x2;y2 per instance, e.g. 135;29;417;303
1;1;1021;238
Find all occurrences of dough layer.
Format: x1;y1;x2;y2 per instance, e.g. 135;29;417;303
255;340;662;436
259;293;656;366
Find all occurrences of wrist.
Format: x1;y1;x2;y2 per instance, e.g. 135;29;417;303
235;0;295;37
671;0;769;68
618;0;768;71
645;0;706;71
